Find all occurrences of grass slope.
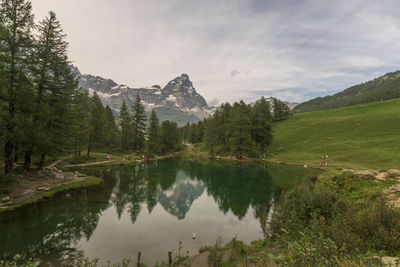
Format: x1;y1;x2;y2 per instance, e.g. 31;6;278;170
270;99;400;170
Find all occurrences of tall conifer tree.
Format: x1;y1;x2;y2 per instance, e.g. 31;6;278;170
131;95;146;152
229;101;252;159
87;92;106;156
146;109;159;154
0;0;34;173
119;101;132;151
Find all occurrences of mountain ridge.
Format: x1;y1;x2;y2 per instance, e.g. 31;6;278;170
72;65;298;124
293;70;400;113
72;66;215;125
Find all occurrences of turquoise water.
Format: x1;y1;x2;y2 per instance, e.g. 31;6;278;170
0;159;315;265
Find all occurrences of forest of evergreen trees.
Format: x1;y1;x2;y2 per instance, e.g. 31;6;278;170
0;0;182;175
180;97;290;159
0;0;291;175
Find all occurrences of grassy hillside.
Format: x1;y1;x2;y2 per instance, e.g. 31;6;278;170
270;99;400;170
294;70;400;113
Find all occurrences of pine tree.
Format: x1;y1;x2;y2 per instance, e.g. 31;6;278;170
71;89;90;157
104;105;117;152
159;120;179;155
27;11;74;170
87;92;106;156
146;109;159;154
251;97;273;152
273;98;290;121
204;112;219;158
229;101;252;159
131;95;146;152
119;101;132;151
0;0;35;173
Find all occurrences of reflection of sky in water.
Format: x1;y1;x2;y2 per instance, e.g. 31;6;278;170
79;191;260;265
0;160;315;266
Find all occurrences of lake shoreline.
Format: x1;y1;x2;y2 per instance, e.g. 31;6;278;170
2;148;390;214
1;153;399;266
0;166;103;213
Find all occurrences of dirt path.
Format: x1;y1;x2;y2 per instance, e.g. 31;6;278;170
47;159;62;169
65;160;115;168
46;154;73;169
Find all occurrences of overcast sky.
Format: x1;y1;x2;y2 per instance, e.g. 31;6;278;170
32;0;400;105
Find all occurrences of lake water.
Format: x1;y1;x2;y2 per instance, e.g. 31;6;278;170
0;159;315;265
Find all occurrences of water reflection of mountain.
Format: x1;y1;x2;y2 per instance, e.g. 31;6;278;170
0;160;310;264
157;170;205;219
103;160;282;226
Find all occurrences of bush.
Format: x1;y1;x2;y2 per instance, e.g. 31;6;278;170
271;230;382;266
270;177;400;256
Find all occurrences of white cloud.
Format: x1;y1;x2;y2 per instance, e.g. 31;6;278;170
32;0;400;103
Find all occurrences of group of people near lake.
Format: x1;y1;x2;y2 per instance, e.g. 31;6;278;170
320;155;329;167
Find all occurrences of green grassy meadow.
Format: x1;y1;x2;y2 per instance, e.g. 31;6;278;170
269;99;400;170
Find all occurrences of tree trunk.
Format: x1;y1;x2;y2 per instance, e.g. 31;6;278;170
38;153;46;170
4;140;14;174
14;143;18;163
74;140;77;158
23;150;31;171
87;145;91;156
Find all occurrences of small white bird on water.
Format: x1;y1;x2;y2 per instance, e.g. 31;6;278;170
193;233;197;240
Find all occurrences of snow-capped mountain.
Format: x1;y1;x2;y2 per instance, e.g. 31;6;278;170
251;97;298;110
71;66;215;125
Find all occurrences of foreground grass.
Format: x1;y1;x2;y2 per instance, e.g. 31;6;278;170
269;99;400;170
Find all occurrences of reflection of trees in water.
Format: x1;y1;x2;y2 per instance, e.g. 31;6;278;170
0;160;284;265
178;160;276;220
0;171;116;266
107;160;277;231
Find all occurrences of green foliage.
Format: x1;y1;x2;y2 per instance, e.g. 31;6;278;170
203;112;219;157
228;101;252;159
0;0;35;173
294;70;400;113
71;90;90;157
270;178;400;256
131;95;146;152
207;236;223;267
119;101;132;151
105;105;119;152
183;98;277;159
272;230;382;266
0;255;39;267
251;97;273;152
273;97;290;121
87;93;107;155
159;121;180;155
0;173;15;196
146;109;160;154
154;241;192;267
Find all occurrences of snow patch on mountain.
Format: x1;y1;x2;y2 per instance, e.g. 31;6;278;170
72;65;213;123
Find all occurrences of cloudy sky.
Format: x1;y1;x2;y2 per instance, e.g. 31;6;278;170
32;0;400;105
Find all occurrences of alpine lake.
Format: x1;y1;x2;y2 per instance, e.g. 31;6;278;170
0;159;318;266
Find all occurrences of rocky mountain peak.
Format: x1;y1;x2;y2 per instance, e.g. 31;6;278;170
162;74;208;109
70;65;81;76
72;65;214;125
